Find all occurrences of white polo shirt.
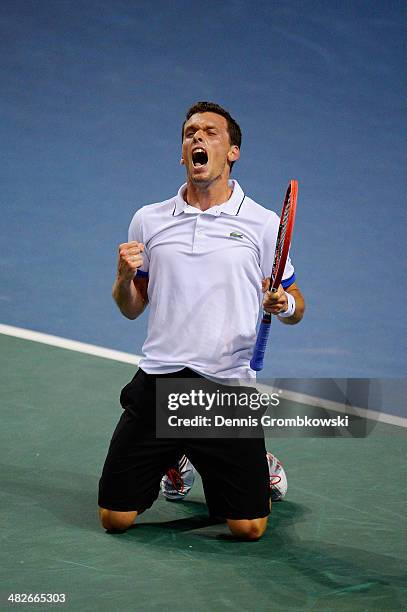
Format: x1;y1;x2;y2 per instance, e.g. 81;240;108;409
128;180;295;379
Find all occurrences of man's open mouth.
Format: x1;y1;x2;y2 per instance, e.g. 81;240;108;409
192;148;208;167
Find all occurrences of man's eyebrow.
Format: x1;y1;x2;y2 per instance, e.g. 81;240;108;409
184;123;219;132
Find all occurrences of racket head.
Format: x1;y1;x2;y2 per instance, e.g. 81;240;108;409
269;179;298;291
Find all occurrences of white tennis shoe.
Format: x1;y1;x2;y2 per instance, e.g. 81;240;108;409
160;455;196;501
161;453;288;501
267;451;288;501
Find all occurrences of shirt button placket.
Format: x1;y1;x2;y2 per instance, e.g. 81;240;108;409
192;216;201;252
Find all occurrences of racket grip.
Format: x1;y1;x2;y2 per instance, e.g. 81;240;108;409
250;319;272;371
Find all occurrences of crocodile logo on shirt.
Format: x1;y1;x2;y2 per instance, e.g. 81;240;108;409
229;232;244;239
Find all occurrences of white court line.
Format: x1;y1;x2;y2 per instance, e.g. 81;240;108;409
0;323;141;365
1;323;406;428
265;387;407;429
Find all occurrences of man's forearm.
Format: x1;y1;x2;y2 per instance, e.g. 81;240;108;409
278;286;305;325
112;277;147;320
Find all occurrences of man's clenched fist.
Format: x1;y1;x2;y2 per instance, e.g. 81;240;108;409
117;241;145;281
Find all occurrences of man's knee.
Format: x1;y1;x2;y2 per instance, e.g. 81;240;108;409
226;516;268;541
99;508;138;532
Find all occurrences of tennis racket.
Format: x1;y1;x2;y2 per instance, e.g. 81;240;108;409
250;180;298;371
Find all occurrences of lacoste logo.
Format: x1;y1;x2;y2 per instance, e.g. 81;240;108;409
229;232;244;239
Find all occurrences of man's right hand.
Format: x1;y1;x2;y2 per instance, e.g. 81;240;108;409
117;241;145;282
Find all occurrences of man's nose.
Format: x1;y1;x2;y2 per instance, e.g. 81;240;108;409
192;131;204;142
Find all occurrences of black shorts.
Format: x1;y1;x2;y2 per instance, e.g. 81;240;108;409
98;368;270;520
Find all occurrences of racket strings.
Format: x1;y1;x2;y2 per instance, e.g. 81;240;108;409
271;192;292;286
277;195;291;251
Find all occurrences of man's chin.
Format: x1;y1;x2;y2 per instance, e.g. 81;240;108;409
189;172;212;187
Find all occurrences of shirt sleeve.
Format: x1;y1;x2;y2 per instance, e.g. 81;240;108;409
259;213;296;289
128;208;149;277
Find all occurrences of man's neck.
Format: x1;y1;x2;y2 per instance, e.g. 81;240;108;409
184;177;233;212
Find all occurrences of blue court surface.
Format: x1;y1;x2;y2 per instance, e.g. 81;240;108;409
1;2;406;611
1;0;406;378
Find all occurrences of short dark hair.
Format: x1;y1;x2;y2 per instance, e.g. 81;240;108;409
182;101;242;170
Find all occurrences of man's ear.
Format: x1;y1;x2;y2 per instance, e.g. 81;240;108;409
227;145;240;164
180;157;185;165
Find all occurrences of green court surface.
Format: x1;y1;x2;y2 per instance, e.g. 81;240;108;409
1;334;406;611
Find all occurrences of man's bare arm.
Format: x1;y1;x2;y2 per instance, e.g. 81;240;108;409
279;282;305;325
112;241;148;320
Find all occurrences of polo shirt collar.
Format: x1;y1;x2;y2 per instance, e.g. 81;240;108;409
173;180;245;216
